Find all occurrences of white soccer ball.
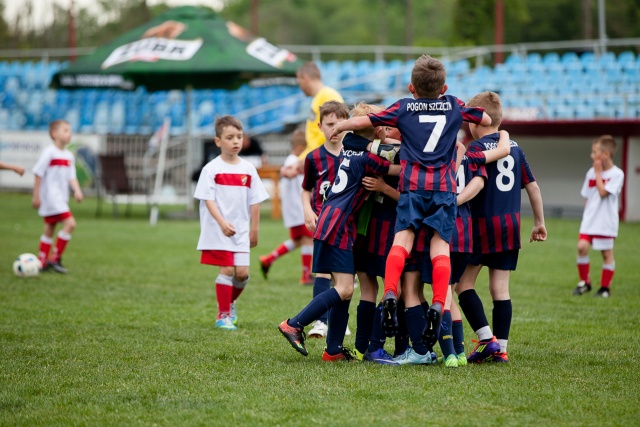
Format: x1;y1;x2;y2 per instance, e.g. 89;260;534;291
12;253;42;277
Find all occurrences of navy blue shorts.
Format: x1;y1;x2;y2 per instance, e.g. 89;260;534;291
313;239;355;274
402;250;422;273
420;252;471;284
395;190;456;243
354;250;386;278
469;249;519;271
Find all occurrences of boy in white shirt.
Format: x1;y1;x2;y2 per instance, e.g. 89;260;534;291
32;120;83;273
194;116;270;330
259;129;314;285
573;135;624;298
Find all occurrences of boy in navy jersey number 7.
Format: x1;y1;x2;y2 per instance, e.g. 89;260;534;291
456;91;546;363
278;103;401;360
330;55;491;348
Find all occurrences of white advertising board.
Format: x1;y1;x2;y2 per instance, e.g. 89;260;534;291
0;132;103;190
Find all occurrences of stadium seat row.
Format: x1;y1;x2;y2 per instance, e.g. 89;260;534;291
0;50;638;134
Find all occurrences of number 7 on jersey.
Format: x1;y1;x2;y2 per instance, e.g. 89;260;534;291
419;115;446;152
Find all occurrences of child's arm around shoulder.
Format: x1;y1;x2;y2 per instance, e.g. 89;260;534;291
484;130;510;163
457;176;485;206
524;181;547;242
329;115;373;140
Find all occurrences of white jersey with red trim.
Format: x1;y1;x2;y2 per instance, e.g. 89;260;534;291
194;156;269;252
279;154;305;229
579;165;624;237
31;144;77;217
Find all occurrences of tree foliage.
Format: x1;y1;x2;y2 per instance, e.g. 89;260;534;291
0;0;638;57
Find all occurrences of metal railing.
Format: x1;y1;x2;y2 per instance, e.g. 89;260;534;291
1;38;639;63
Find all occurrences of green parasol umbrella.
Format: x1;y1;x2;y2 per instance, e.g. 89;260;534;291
50;6;302;91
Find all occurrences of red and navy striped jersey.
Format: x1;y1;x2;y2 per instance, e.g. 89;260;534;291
314;143;391;251
450;156;488;253
368;95;484;193
301;145;342;215
465;134;536;254
363;175;399;257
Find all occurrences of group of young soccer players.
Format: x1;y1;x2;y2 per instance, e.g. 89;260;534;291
273;54;548;366
194;53;624;367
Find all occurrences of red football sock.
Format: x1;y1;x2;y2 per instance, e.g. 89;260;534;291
264;240;294;265
38;235;53;266
431;255;450;308
215;275;233;317
601;264;615;288
301;252;312;281
577;256;590;283
383;245;409;297
51;232;71;262
231;277;248;301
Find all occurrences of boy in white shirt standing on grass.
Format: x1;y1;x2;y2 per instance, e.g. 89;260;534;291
32;120;83;274
195;116;269;330
573;135;624;298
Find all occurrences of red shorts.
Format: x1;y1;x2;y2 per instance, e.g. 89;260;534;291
578;234;615;250
44;212;72;224
200;250;250;267
290;224;313;240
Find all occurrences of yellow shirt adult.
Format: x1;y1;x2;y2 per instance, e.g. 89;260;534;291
299;86;344;159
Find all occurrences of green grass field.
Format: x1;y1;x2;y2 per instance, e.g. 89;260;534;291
1;192;639;426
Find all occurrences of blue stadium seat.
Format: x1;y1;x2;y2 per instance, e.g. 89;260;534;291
561;52;580;64
618;51;635;65
526;52;542;63
64;105;80;130
125;102;141;134
574;105;595;119
543;52;560;65
93;101;110;134
580;52;595;64
110;96;126;134
505;54;524;65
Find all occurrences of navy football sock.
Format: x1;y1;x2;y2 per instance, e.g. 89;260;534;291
458;289;489;332
289;288;342;329
326;298;351;355
437;310;456;358
405;305;429;355
313;277;331;324
452;320;465;354
492;299;512;342
367;303;386;353
420;301;429;317
355;300;376;354
394;299;409;355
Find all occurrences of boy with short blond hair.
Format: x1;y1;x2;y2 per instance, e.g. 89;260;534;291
32;119;83;273
195;115;269;330
573;135;624;298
